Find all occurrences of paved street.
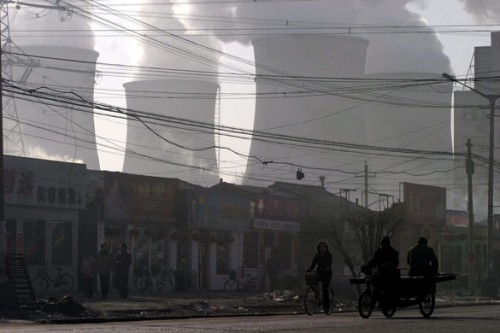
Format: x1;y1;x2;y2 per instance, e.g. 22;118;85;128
2;304;500;333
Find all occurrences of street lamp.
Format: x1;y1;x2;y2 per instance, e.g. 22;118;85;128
442;73;499;288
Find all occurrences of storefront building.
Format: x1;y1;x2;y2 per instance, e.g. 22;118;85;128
4;156;88;288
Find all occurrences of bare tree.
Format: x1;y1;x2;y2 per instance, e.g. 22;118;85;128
313;209;402;278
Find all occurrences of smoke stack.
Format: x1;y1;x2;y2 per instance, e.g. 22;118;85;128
122;79;219;185
12;45;100;169
362;71;453;201
244;35;368;186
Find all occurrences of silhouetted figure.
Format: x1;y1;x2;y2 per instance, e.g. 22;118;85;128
306;242;333;315
80;252;96;298
114;243;132;298
407;237;438;276
362;237;399;305
266;250;279;292
97;243;113;298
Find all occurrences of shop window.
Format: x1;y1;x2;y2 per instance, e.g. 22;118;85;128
279;233;292;270
5;218;16;253
23;219;45;265
216;242;229;274
243;232;258;269
177;239;189;271
132;229;150;270
51;221;72;266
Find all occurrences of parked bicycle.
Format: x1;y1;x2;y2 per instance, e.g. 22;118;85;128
223;268;263;291
303;271;334;315
134;266;154;292
31;267;75;293
156;269;176;292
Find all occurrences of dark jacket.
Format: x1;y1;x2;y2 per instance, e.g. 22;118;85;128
366;245;399;273
114;251;132;276
308;252;333;272
407;244;438;276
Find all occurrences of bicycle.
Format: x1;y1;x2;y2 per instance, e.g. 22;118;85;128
31;267;75;293
134;266;154;292
156;268;176;292
303;271;334;315
223;269;263;291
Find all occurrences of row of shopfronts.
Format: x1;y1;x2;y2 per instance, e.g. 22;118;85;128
3;156;307;291
4;155;500;293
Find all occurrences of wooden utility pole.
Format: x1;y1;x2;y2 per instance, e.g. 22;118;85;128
466;138;475;295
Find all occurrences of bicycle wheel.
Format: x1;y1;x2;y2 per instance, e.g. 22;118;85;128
32;276;49;293
57;274;75;292
418;293;435;318
358;291;375;319
135;275;149;292
157;275;167;292
245;276;262;290
223;279;238;291
157;275;174;292
304;286;318;315
382;306;396;318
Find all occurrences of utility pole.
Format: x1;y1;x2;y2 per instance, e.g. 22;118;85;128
0;0;64;280
355;161;376;208
442;73;499;295
466;138;475;295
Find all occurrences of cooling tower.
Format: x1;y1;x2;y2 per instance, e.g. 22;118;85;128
11;46;100;169
244;35;369;186
361;72;453;200
122;79;219;186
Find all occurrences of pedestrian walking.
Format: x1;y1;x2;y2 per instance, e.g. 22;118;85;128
80;252;97;298
97;243;113;298
114;242;132;298
266;250;279;292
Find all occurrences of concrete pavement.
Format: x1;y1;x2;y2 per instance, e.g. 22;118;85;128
1;289;500;324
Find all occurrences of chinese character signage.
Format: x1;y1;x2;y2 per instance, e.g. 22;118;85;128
254;195;300;221
403;182;446;226
446;210;468;227
187;190;251;231
4;156;86;209
104;172;178;222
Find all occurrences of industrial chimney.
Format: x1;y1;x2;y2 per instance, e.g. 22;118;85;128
122;79;220;186
244;34;369;186
12;45;101;170
361;71;453;201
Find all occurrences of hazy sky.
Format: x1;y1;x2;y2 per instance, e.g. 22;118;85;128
94;0;498;180
9;0;500;181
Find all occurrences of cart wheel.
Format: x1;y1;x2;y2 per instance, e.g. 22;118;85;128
304;286;318;315
382;306;396;318
419;293;435;318
358;291;375;319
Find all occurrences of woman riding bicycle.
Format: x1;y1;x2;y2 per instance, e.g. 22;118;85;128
305;242;333;314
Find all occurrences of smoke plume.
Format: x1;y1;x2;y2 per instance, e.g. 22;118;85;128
10;2;95;50
137;1;222;78
173;0;451;73
458;0;500;24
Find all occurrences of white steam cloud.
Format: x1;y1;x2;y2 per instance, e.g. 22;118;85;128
458;0;500;24
137;1;222;77
175;0;451;74
10;2;95;50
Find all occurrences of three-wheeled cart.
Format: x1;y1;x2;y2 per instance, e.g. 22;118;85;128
349;272;455;318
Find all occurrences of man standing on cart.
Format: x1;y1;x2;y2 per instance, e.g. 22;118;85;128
407;237;438;276
362;237;399;306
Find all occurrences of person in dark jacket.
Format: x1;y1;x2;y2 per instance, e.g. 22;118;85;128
306;242;333;314
407;237;438;276
266;250;279;292
114;243;132;298
362;237;399;304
